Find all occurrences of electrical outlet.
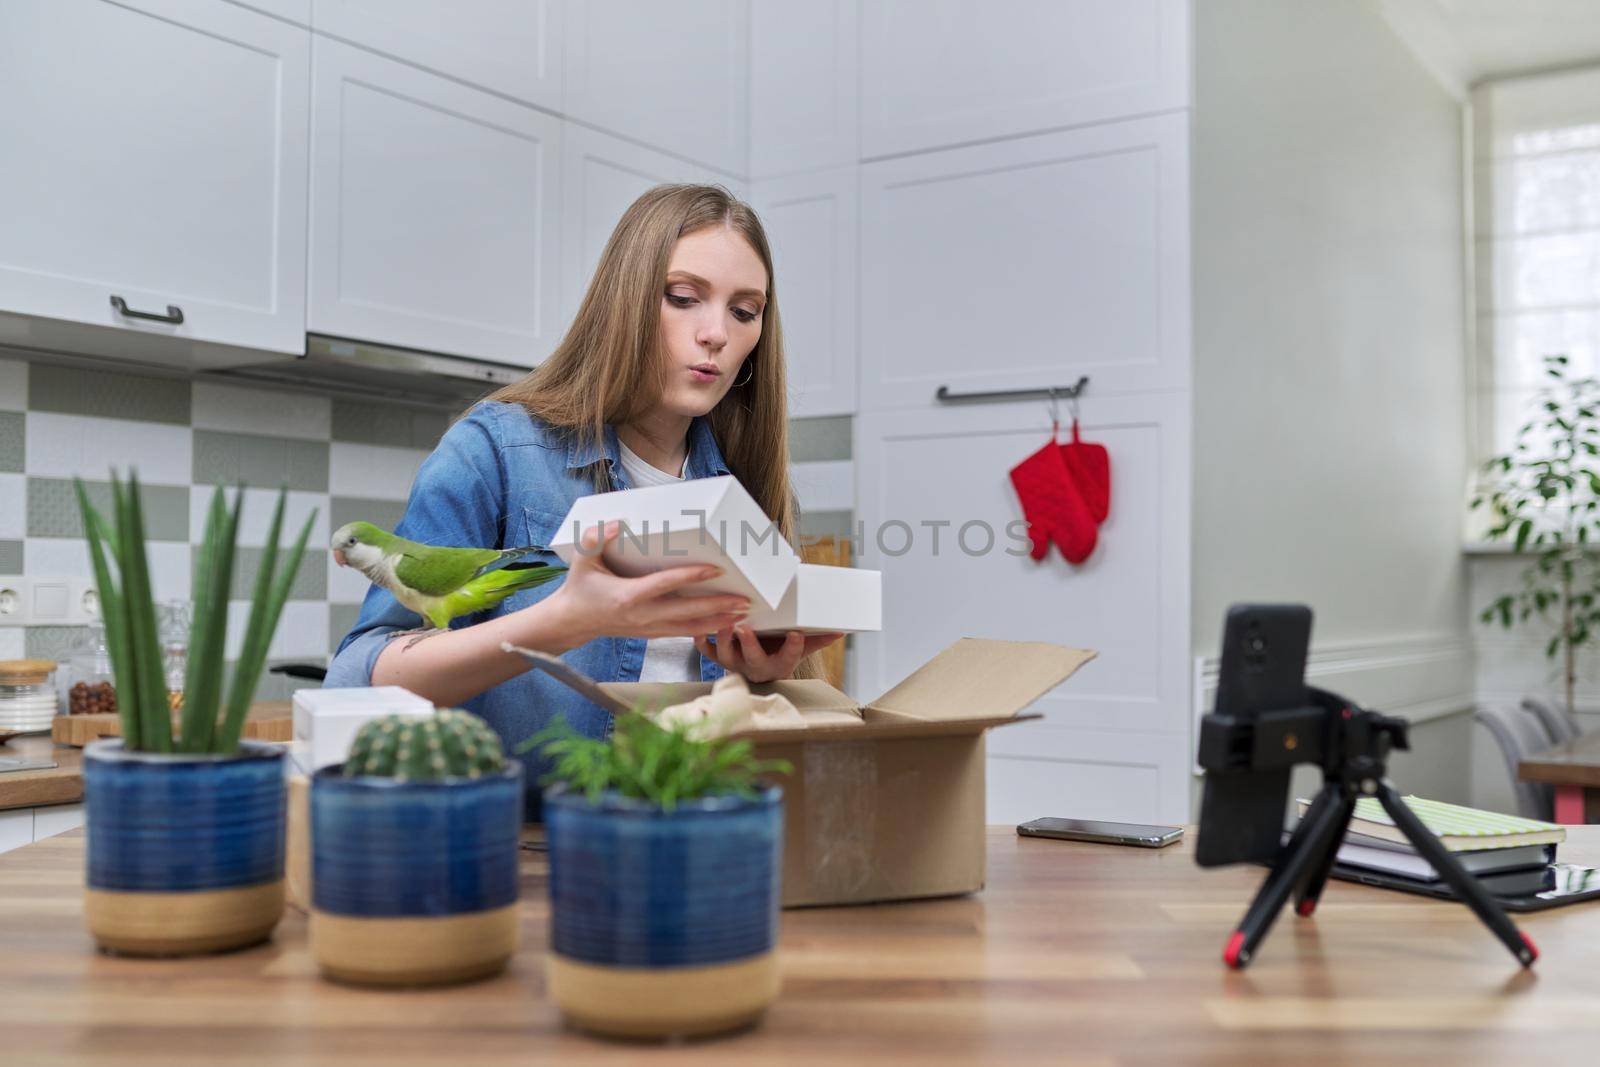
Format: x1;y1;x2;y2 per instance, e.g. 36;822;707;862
70;578;101;624
0;576;102;627
0;577;24;626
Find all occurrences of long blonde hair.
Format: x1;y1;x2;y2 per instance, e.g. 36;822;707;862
486;184;819;678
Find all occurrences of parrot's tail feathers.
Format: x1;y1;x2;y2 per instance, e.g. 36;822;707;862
470;545;554;581
496;544;550;565
447;562;569;618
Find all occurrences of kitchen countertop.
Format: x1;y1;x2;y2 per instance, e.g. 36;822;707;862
0;701;292;812
0;734;84;810
1;825;1598;1064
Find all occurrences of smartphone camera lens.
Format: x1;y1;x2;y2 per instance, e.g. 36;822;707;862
1244;626;1267;668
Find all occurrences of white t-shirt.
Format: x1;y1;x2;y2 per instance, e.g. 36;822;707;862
616;437;700;683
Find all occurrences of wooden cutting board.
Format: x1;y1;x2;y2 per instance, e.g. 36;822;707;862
51;701;293;747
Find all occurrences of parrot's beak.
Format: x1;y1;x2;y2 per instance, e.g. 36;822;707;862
333;550;346;568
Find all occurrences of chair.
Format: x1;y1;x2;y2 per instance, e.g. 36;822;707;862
1474;706;1555;821
1522;696;1581;746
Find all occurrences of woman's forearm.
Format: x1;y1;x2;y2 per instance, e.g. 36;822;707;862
369;592;594;707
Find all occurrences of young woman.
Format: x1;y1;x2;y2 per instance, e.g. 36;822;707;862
325;184;841;807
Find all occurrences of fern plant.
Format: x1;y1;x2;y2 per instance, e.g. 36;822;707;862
1471;353;1600;718
520;708;792;811
74;472;316;754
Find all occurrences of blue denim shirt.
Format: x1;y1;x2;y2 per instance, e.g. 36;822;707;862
324;400;731;816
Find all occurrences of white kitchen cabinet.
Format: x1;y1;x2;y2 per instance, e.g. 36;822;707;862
308;37;563;368
750;0;859;179
854;390;1192;824
559;124;745;329
0;0;309;358
231;0;311;25
32;803;85;841
563;0;748;178
751;168;859;418
310;0;562;111
858;113;1191;408
0;803;87;855
860;0;1190;158
0;810;30;855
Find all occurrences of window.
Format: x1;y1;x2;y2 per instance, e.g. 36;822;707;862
1474;66;1600;461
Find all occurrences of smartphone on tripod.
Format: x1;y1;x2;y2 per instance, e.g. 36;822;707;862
1194;604;1312;868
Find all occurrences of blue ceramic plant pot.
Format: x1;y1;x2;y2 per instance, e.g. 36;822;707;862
544;785;784;1039
309;762;522;986
82;738;286;956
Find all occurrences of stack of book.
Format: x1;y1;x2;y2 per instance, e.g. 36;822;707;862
1296;795;1565;882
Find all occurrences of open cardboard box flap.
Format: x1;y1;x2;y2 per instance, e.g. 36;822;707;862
864;637;1095;721
504;637;1094;743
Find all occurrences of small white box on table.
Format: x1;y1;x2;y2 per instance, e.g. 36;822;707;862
291;686;434;772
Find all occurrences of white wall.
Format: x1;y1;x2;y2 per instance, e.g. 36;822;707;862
1192;0;1473;804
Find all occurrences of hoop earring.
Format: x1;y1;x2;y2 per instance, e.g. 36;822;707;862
731;360;754;388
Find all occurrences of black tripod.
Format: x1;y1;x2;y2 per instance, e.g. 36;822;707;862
1213;687;1539;970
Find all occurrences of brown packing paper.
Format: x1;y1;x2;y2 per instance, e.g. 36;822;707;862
501;638;1095;907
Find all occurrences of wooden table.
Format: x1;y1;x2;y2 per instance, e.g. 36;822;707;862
1521;732;1600;823
3;828;1600;1065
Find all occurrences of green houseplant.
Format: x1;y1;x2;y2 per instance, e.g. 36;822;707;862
78;473;314;956
309;709;524;987
526;712;791;1039
1472;353;1600;720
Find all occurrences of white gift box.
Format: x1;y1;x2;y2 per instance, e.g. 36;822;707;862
549;475;801;610
291;685;434;771
741;563;882;635
549;474;882;636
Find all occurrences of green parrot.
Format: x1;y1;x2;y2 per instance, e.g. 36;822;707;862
330;521;566;639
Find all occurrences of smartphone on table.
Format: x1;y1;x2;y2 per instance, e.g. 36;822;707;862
1017;818;1184;848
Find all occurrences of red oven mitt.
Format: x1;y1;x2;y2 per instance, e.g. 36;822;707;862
1009;438;1097;563
1060;419;1110;524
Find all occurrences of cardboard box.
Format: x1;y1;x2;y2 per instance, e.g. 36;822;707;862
550;475;800;610
509;637;1094;908
291;686;434;771
741;563;882;635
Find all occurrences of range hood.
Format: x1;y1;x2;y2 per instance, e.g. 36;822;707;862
208;334;530;410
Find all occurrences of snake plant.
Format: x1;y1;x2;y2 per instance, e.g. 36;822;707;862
74;472;315;754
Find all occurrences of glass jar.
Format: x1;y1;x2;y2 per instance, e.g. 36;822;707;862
68;622;118;717
0;658;61;733
160;600;190;714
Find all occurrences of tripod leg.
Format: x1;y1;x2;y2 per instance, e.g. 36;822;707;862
1373;784;1537;967
1292;796;1355;917
1225;784;1348;969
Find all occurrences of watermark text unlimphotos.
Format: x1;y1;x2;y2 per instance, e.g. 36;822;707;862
567;511;1034;558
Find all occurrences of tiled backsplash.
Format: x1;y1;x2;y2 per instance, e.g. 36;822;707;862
0;356;439;700
0;355;854;700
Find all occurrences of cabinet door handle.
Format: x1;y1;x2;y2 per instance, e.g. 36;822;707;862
109;295;184;325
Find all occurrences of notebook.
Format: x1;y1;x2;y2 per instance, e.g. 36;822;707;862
1334;840;1553;882
1295;795;1566;852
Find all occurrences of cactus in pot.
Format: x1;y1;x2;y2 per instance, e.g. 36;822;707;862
343;710;506;780
311;708;523;987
